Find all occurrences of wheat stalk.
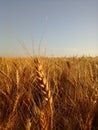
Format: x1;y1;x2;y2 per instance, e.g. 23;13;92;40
26;118;31;130
4;69;21;130
33;58;53;130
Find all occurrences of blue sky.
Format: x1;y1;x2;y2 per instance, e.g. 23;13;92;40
0;0;98;57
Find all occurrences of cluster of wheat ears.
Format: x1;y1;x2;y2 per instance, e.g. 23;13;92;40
0;57;98;130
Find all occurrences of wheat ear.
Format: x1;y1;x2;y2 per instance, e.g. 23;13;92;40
34;58;53;130
5;69;21;130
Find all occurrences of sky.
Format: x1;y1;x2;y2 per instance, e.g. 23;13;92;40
0;0;98;57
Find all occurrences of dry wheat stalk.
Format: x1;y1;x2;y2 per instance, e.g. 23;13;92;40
12;69;20;114
88;62;94;82
26;118;31;130
4;69;21;130
33;58;53;130
16;69;20;89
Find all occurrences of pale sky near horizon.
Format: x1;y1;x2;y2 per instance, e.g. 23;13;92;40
0;0;98;57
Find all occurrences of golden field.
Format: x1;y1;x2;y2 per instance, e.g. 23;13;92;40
0;56;98;130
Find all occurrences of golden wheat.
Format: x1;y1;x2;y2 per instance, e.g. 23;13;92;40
0;57;98;130
33;58;53;130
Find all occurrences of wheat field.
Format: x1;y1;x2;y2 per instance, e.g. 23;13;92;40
0;56;98;130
